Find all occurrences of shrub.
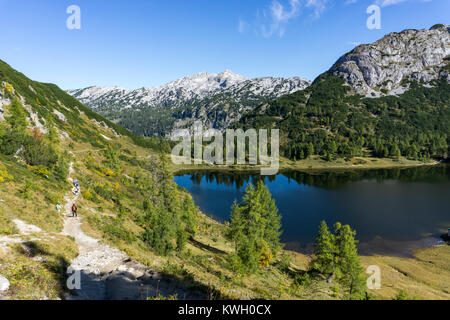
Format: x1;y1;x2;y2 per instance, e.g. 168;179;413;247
0;216;18;235
21;136;58;167
18;180;33;199
44;191;61;204
93;183;114;200
277;252;292;271
394;290;410;300
53;154;70;181
0;164;13;182
28;165;51;178
259;242;273;267
0;129;26;155
102;219;134;243
5;99;27;132
82;189;94;201
294;273;312;288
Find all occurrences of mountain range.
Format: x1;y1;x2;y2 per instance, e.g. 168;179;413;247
69;24;449;143
68;71;311;137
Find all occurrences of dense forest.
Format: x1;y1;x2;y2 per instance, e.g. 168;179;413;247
237;73;450;162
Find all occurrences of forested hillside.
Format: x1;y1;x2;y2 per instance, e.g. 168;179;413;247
236;25;450;163
238;74;450;162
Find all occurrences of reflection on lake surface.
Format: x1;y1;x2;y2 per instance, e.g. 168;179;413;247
174;165;450;255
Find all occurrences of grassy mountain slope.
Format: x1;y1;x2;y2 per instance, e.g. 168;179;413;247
0;60;449;300
0;60;319;300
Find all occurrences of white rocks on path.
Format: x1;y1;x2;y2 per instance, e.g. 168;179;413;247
13;219;42;235
0;275;9;292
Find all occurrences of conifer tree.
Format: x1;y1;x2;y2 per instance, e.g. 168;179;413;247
142;154;197;255
334;223;366;299
310;221;366;299
104;144;120;171
226;182;282;273
311;220;336;277
256;181;282;254
143;206;175;255
6;99;27;132
227;200;245;252
44;115;59;145
181;197;198;237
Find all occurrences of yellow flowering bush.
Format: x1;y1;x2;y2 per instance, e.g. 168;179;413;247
82;189;94;201
0;164;13;182
259;242;273;267
28;165;51;178
3;82;14;94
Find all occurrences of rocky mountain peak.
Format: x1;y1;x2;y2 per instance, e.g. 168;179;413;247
330;24;450;97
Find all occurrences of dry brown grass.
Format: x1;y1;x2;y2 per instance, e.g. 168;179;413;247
361;246;450;300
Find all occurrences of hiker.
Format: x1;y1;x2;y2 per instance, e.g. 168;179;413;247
75;180;81;194
71;203;78;218
55;203;62;213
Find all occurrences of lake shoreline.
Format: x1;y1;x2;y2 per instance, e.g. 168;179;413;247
171;156;440;175
175;164;449;260
284;235;447;258
198;207;447;257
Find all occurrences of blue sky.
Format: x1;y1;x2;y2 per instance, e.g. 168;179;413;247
0;0;448;89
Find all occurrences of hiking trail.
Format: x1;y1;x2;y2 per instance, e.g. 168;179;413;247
62;162;203;300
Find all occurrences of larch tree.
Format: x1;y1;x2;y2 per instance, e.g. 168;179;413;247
334;223;366;299
311;220;336;279
226;181;282;274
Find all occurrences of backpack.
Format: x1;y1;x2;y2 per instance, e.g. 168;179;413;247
72;205;77;212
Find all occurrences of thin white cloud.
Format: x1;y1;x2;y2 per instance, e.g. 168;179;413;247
245;0;433;38
377;0;434;7
376;0;407;6
257;0;332;37
305;0;330;19
349;0;433;6
238;19;248;34
260;0;302;37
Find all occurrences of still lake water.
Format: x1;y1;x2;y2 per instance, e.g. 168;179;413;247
174;165;450;255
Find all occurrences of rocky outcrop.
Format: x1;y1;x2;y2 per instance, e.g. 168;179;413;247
0;97;10;121
330;24;450;96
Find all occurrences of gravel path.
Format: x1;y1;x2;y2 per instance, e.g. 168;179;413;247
63;163;204;300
